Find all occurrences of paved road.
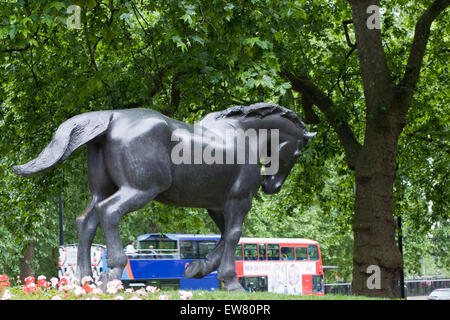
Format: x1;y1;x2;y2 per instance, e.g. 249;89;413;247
407;295;428;300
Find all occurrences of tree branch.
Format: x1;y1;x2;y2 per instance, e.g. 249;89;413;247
349;0;393;110
280;69;362;170
0;44;30;53
343;19;356;49
398;0;450;103
301;93;320;124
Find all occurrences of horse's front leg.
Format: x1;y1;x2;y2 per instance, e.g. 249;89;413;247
217;196;252;291
185;209;225;278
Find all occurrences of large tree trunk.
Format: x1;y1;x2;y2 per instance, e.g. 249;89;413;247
349;0;403;298
19;241;34;281
352;127;403;297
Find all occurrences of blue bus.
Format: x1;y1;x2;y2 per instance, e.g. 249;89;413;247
103;233;221;290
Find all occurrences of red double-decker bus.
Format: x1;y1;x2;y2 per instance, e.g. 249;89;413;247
234;237;324;295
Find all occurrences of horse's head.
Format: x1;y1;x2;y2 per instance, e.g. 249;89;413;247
261;126;316;195
214;102;316;195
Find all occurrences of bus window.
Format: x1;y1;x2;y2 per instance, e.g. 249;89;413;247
281;247;294;260
259;244;266;261
308;244;319;261
244;244;258;261
198;241;217;259
267;244;280;260
180;241;197;259
139;240;177;259
312;275;324;293
296;247;308;261
235;244;243;261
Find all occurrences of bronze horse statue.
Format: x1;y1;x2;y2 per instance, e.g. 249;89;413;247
13;103;315;291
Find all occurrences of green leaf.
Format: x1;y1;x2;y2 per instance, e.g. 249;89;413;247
243;37;260;47
171;35;187;52
180;14;193;25
28;38;38;47
50;1;65;10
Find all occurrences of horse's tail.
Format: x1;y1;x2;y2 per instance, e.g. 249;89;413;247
12;111;113;177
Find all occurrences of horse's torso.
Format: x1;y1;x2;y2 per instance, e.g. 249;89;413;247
101;108;261;210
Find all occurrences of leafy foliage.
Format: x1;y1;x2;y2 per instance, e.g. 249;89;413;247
0;0;448;284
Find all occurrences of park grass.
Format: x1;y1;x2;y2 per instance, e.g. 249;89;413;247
2;286;386;300
186;290;387;300
186;290;386;300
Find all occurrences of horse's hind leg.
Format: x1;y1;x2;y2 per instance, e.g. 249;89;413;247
76;198;101;281
184;209;225;278
76;143;116;281
95;186;161;285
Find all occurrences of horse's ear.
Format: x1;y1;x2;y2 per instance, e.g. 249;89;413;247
303;131;317;141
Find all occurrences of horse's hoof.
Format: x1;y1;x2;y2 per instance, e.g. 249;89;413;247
184;260;207;279
224;279;245;292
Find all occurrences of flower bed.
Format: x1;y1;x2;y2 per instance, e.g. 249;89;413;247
0;274;192;300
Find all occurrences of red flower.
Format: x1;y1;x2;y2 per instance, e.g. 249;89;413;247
57;277;68;288
0;275;10;288
82;285;93;293
23;283;39;294
25;276;35;285
37;279;49;288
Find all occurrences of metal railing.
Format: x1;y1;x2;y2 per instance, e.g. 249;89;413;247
324;277;450;297
125;248;180;259
324;282;352;295
405;278;450;297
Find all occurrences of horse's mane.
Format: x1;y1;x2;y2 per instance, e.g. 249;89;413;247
215;103;306;131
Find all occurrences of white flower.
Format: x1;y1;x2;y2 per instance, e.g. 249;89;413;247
74;286;86;297
125;288;133;293
136;288;147;296
114;295;124;300
59;283;75;292
106;287;118;295
93;288;103;295
1;290;12;300
158;294;169;300
146;285;159;293
51;295;62;300
179;290;193;300
37;275;46;281
106;279;124;292
50;277;59;288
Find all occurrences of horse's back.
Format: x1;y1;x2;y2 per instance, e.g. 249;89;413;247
101;108;174;191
